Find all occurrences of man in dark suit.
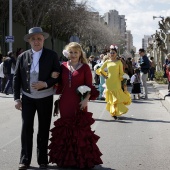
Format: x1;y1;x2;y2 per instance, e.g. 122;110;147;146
13;27;60;169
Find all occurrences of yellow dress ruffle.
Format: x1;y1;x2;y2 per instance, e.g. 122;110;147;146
96;60;131;116
105;89;131;116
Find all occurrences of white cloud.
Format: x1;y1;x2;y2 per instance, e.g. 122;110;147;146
76;0;170;50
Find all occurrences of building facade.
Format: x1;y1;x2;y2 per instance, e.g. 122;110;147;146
103;10;126;36
142;35;151;50
101;9;134;55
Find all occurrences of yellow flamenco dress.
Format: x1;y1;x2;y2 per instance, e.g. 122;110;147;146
96;60;131;117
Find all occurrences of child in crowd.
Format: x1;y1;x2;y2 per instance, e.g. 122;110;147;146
130;68;141;99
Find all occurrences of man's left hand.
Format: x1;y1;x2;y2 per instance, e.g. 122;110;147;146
31;81;47;90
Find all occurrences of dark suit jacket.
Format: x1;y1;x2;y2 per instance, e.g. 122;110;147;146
140;55;150;73
13;48;60;100
3;56;16;75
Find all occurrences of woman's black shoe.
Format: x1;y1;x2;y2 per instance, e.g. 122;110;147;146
113;116;118;120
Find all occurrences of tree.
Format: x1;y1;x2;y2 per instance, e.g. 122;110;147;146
42;0;89;49
13;0;52;27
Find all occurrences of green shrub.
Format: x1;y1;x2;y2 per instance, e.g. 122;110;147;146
155;70;167;84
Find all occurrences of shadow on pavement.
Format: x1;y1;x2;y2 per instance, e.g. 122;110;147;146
94;165;115;170
117;116;170;124
28;165;114;170
132;100;153;104
95;116;170;124
132;97;164;103
28;165;58;169
95;118;131;124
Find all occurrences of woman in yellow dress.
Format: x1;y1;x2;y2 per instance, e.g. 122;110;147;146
96;47;131;119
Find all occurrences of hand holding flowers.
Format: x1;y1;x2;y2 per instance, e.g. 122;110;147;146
121;73;130;91
77;85;91;110
122;73;130;86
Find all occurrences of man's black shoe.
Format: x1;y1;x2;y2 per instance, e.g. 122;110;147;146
18;164;29;169
39;164;47;169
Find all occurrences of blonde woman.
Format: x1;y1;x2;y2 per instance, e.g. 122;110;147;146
49;42;102;168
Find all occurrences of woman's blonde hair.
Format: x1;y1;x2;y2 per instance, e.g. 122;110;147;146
65;42;88;64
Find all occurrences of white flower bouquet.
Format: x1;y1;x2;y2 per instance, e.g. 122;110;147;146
122;73;130;86
77;85;91;101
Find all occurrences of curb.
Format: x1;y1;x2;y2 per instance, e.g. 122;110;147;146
150;81;170;103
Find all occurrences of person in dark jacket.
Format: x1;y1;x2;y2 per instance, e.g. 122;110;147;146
3;51;16;94
13;27;60;170
139;48;150;99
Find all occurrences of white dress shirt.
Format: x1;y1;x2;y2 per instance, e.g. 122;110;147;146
30;49;42;73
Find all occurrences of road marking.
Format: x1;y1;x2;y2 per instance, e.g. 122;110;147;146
0;136;20;150
0;125;38;150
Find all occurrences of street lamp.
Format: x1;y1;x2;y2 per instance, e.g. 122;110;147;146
9;0;13;51
153;16;164;20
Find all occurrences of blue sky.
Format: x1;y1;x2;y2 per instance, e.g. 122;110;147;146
76;0;170;51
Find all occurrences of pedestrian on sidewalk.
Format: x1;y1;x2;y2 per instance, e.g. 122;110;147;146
3;51;16;95
96;45;131;120
149;57;156;81
0;57;6;92
130;68;141;99
13;27;60;170
139;48;150;99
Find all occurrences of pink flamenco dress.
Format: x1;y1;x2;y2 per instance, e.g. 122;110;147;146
48;62;103;169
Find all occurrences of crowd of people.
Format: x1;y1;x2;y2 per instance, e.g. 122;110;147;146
0;26;170;169
88;47;157;101
0;51;16;94
0;48;24;95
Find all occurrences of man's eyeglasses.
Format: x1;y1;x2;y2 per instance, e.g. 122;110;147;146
110;52;115;54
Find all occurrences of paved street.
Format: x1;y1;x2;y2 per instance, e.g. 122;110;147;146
1;82;170;170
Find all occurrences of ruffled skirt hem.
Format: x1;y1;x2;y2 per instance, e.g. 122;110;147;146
48;110;103;169
105;89;131;116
